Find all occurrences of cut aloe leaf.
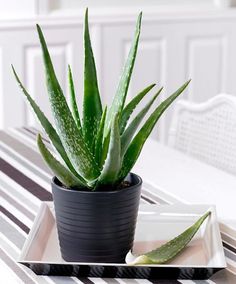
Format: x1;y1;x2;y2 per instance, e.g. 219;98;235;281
37;24;100;182
120;83;156;134
37;134;88;188
104;12;142;138
83;8;102;151
126;211;210;265
68;65;82;133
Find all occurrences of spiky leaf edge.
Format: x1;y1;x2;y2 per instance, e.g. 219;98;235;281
12;66;86;182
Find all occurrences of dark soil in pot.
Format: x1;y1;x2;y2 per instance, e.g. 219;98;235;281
52;173;142;263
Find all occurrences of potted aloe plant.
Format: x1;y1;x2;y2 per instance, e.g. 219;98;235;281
12;10;191;263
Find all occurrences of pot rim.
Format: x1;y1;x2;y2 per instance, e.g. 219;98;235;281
51;172;142;195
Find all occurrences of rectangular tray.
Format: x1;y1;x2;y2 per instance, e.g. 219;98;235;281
19;202;226;280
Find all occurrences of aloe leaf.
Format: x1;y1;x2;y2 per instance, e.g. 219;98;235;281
120;83;156;134
68;65;82;132
37;134;88;188
83;8;103;151
36;24;100;181
97;116;121;186
12;66;81;178
121;87;163;156
100;130;111;170
104;12;142;138
119;80;191;180
94;106;107;167
129;211;210;265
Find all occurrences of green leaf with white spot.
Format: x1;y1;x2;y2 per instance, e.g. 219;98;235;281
12;65;81;179
104;12;142;138
83;8;102;151
121;87;163;156
37;134;88;188
98;116;121;186
129;211;210;265
94;106;107;167
119;80;191;180
100;130;110;170
36;24;100;182
120;83;156;134
68;65;82;133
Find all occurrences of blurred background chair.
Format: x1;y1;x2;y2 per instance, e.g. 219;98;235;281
168;94;236;175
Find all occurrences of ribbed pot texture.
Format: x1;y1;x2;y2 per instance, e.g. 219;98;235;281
52;173;142;263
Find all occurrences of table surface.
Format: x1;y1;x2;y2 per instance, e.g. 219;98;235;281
0;127;236;284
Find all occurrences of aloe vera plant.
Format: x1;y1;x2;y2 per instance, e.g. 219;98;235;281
13;10;190;190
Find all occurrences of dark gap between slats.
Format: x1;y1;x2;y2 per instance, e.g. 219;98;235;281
0;157;52;201
223;242;236;254
0;205;30;234
141;195;156;204
76;278;95;284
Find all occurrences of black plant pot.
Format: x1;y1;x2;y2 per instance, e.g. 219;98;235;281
52;173;142;263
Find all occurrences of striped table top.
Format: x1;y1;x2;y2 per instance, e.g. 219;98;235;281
0;127;236;284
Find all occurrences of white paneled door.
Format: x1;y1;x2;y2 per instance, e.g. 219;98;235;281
1;9;236;144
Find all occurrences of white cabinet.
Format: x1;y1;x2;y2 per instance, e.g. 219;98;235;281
1;8;236;144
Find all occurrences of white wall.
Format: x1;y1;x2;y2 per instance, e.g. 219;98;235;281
1;4;236;144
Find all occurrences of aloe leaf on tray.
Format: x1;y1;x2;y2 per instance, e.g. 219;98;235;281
126;211;211;265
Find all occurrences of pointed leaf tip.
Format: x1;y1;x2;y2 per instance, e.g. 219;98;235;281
104;12;143;138
83;5;102;151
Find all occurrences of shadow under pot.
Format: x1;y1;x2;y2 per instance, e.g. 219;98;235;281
51;173;142;263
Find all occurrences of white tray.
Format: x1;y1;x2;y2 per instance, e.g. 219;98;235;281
19;202;226;280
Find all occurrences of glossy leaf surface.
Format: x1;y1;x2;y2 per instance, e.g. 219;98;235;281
83;9;102;151
98;116;121;186
120;83;156;134
68;65;82;132
104;12;142;138
119;80;191;180
121;87;163;156
37;24;100;182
